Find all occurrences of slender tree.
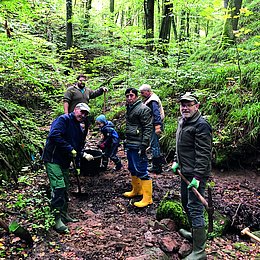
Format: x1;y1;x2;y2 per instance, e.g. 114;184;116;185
66;0;73;48
144;0;155;51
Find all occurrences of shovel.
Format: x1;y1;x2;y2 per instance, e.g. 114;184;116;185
0;218;33;247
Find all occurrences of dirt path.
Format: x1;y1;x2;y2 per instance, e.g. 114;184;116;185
1;142;259;259
25;144;259;260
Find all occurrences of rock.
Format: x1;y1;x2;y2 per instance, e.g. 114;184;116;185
178;241;192;258
159;234;179;253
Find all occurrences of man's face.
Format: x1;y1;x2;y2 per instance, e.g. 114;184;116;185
125;91;138;105
180;101;199;119
140;90;150;99
74;108;88;122
78;76;86;88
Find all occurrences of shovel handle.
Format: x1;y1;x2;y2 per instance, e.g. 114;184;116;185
72;158;82;194
177;169;209;209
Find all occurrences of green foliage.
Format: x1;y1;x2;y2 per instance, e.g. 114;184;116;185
156;198;189;230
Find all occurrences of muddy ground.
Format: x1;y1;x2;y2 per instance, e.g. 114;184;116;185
1;138;260;259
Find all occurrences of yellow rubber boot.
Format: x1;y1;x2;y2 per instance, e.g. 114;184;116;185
134;179;153;207
123;176;142;198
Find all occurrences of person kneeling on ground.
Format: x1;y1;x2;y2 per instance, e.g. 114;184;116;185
96;114;122;171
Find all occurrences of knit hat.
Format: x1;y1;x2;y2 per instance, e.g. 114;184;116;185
96;114;107;124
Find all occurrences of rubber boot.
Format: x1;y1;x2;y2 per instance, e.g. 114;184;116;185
54;212;69;234
184;227;207;260
179;228;192;242
61;202;78;223
148;157;162;174
134;179;153;207
123;176;142;198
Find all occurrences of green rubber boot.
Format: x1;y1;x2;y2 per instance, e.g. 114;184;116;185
54;213;69;234
61;202;78;223
179;228;192;242
184;227;207;260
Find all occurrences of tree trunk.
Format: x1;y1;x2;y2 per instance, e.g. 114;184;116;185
66;0;73;48
221;0;243;47
179;10;186;42
158;0;172;67
144;0;155;51
171;14;178;41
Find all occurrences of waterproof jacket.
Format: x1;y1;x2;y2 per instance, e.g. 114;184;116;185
125;99;153;149
63;84;104;113
100;121;120;146
175;111;212;179
42;113;85;169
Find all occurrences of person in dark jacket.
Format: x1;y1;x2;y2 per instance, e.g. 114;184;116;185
139;84;165;174
42;102;93;233
95;114;122;171
123;88;153;208
171;92;212;260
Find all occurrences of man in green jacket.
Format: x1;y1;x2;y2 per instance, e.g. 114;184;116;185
123;87;153;207
172;92;212;260
63;74;108;114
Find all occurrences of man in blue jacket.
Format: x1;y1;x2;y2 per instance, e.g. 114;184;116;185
42;102;92;233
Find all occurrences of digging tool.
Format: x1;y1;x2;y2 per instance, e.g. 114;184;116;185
241;227;260;243
176;169;214;233
72;157;82;194
0;218;33;247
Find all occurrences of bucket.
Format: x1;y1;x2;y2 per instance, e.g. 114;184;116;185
80;149;103;176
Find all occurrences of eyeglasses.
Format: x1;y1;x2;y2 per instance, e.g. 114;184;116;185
126;94;135;98
180;103;196;108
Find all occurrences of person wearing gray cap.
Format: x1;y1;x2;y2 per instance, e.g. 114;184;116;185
171;92;212;260
42;102;93;233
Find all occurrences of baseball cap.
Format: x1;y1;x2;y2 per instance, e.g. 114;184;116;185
75;103;90;112
179;92;199;103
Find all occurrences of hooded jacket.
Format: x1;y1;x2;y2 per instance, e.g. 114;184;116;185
100;121;120;145
42;113;85;168
175;111;212;179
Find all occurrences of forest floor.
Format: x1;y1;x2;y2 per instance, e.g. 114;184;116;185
0;135;260;259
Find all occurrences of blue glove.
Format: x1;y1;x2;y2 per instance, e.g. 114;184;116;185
171;162;179;173
188;177;200;189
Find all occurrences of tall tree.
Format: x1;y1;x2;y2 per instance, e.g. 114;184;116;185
144;0;155;51
158;0;173;67
66;0;73;48
221;0;243;46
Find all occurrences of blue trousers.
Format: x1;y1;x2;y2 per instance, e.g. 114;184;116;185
127;148;150;180
181;177;207;228
150;130;161;158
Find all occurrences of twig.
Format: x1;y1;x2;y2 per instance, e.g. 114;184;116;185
231;202;242;226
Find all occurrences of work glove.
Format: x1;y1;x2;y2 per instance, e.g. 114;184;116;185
171;162;179;173
102;87;108;92
155;125;162;135
75;168;80;175
188;177;200;189
138;145;147;157
71;149;77;158
83;152;94;161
